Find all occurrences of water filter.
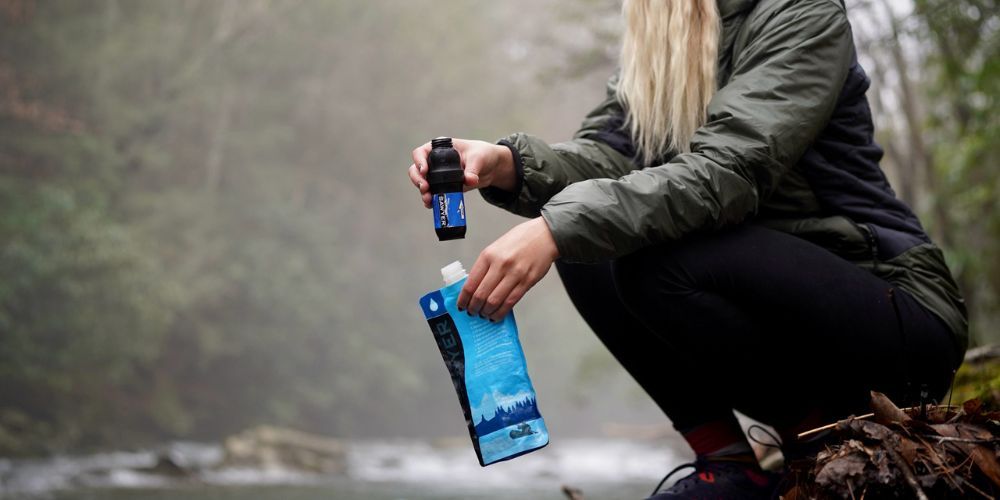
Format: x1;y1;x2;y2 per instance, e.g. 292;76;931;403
426;137;467;241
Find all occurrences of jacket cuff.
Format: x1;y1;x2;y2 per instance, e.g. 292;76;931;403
540;201;595;264
479;139;525;207
539;180;619;264
539;208;574;263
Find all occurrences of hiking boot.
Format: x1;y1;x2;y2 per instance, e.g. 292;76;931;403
646;457;780;499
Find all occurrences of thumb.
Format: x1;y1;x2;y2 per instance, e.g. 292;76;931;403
464;170;481;189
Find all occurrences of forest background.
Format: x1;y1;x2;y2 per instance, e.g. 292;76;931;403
0;0;996;456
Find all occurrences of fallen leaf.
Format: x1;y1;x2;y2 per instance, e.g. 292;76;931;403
816;452;868;497
871;391;912;425
970;445;1000;487
965;399;984;415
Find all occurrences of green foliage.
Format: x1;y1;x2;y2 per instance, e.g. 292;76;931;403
948;359;1000;408
3;0;994;457
2;0;608;455
913;0;1000;343
0;181;172;453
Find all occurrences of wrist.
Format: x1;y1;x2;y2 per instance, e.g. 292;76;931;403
532;217;559;260
490;143;517;191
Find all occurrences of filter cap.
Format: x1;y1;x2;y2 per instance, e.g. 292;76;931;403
441;260;467;286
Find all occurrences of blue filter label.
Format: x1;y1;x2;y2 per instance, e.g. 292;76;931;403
432;192;466;229
419;278;548;466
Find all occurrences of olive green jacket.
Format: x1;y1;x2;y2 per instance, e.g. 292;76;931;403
481;0;968;352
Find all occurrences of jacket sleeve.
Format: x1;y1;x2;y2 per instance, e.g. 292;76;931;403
478;75;638;218
539;0;854;263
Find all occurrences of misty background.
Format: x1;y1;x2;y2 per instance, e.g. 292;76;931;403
0;0;996;495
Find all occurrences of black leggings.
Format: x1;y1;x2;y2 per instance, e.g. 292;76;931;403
556;225;960;432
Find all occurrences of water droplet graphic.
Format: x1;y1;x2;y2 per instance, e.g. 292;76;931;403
429;298;439;312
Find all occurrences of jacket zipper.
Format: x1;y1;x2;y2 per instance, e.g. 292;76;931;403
864;223;880;273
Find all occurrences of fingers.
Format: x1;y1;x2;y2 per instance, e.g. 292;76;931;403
487;283;527;322
463;263;503;317
481;276;517;320
457;254;489;312
411;142;431;176
408;163;424;189
410;142;432;208
414;138;494;195
459;250;538;321
408;163;432;208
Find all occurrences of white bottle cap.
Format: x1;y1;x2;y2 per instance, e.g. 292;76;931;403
441;261;467;286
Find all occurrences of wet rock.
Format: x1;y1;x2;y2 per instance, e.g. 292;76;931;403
222;425;346;474
137;455;190;477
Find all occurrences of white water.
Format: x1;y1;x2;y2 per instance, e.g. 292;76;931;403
0;438;688;497
349;438;684;487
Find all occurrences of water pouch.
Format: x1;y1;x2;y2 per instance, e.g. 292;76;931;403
418;261;549;466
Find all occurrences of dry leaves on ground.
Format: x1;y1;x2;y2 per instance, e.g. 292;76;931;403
783;392;1000;499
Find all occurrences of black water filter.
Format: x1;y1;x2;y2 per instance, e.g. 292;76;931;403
427;137;466;241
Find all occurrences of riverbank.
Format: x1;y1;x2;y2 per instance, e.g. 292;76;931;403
0;438;688;499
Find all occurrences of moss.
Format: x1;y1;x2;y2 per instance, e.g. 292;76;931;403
947;359;1000;409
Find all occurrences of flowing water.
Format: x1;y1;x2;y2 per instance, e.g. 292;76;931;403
0;439;689;499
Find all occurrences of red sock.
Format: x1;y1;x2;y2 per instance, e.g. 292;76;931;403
681;418;754;459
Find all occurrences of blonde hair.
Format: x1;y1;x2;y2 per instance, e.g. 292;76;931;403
617;0;720;164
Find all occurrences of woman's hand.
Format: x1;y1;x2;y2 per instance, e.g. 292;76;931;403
408;139;516;208
457;217;559;322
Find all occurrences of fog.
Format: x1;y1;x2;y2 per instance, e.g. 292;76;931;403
3;2;996;497
0;0;675;454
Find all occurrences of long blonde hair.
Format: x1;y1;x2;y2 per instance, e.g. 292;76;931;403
617;0;720;164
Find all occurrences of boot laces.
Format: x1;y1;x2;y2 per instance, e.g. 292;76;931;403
650;456;712;495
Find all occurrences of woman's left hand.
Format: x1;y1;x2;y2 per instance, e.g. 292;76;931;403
458;217;559;322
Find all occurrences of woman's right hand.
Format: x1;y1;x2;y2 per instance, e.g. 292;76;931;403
408;139;516;208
